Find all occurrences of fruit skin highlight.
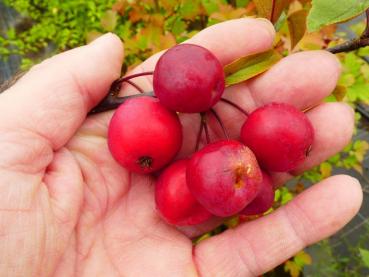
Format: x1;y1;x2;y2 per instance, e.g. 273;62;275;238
155;159;212;226
240;171;275;216
187;140;262;217
153;43;225;113
108;96;182;174
241;103;314;172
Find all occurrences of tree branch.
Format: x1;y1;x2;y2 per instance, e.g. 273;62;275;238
327;38;369;54
326;9;369;54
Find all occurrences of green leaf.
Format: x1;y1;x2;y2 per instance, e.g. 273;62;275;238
201;0;220;14
284;260;301;277
224;216;240;228
101;10;118;31
281;190;293;205
358;47;369;57
332;85;347;101
274;189;281;202
287;9;307;50
224;50;282;86
274;11;287;31
236;0;250;7
307;0;369;32
172;17;187;36
180;0;202;20
276;187;294;205
193;232;212;244
320;162;332;178
344;52;362;76
294;251;313;267
360;248;369;268
253;0;290;23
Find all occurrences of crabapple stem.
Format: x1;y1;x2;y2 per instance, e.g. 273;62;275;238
88;91;154;115
201;112;211;144
88;71;155;114
125;80;145;93
195;116;205;151
210;108;229;140
117;71;154;84
220;98;249;116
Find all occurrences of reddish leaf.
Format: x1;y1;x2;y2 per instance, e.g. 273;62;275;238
129;5;148;23
86;31;103;44
112;0;127;15
210;4;247;21
287;9;307;50
254;0;289;23
101;10;118;32
332;85;347;101
160;0;178;11
156;33;177;51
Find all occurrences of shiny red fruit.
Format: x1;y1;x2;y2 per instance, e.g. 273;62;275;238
241;103;314;172
240;171;275;216
153;43;225;113
108;96;182;174
187;140;262;217
155;159;212;226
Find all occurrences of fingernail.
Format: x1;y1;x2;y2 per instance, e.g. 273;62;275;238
89;32;115;46
256;18;276;38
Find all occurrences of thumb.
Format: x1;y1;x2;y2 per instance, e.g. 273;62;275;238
0;33;123;175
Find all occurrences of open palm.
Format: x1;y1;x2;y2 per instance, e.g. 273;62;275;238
0;19;362;277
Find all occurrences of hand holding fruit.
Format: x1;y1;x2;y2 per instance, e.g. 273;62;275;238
0;19;362;276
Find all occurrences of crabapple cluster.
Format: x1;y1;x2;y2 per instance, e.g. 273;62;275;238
107;43;315;226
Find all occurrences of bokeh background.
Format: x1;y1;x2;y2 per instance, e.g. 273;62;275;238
1;1;369;276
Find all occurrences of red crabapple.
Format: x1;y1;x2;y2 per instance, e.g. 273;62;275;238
241;103;314;172
187;140;262;217
155;159;212;226
240;171;274;216
153;44;225;113
108;96;182;174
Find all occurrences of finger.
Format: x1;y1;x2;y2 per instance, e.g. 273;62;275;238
119;18;276;94
269;102;355;186
293;102;355;173
248;50;341;110
194;175;363;277
223;50;341;114
211;50;341;142
0;33;123;151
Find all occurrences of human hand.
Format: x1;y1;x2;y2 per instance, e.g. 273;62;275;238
0;19;362;277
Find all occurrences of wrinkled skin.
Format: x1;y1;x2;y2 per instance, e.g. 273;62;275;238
0;19;363;277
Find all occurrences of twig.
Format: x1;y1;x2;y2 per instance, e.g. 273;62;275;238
220;98;249;116
210;108;229;140
195;115;204;151
88;71;154;115
201;112;211;144
124;80;145;93
116;71;154;85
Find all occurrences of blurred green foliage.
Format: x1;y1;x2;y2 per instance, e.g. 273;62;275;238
2;0;251;70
